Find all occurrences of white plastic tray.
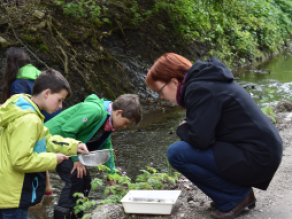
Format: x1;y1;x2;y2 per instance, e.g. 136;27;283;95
121;190;181;215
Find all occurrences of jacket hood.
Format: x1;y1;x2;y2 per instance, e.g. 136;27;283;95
0;94;44;127
184;56;234;85
84;94;112;109
84;94;103;105
16;64;41;80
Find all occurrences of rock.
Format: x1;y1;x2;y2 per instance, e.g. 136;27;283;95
28;26;37;32
89;203;124;219
36;22;46;30
0;37;8;48
33;10;45;20
275;100;292;112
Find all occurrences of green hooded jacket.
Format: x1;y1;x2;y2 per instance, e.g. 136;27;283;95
0;94;80;208
45;94;116;174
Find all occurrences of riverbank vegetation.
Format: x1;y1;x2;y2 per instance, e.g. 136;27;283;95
0;0;291;100
73;164;180;218
50;0;292;67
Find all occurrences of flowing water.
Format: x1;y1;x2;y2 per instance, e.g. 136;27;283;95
1;47;291;218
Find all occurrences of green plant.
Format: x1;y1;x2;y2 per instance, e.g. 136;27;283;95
260;87;277;123
55;0;101;18
73;163;180;218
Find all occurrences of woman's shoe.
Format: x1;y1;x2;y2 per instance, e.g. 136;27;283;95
210;189;256;219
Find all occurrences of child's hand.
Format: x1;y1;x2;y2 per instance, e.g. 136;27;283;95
56;154;69;164
71;161;87;178
77;143;89;154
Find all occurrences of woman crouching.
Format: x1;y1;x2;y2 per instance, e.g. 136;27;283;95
145;53;282;219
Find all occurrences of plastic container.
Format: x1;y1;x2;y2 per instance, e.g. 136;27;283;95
121;190;181;215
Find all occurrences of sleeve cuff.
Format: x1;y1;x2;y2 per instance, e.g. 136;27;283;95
70;156;79;162
176;123;188;140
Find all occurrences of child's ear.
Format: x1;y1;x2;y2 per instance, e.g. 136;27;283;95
43;89;51;98
115;109;123;117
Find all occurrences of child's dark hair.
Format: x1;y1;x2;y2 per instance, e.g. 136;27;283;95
112;94;142;125
32;69;72;98
3;47;31;102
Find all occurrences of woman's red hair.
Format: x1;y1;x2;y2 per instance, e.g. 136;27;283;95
145;53;192;91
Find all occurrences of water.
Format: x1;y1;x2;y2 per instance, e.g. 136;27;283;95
232;47;292;106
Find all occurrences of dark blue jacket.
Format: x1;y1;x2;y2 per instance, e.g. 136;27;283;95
176;57;282;190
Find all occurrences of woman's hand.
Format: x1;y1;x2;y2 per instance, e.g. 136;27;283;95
77;143;89;154
71;161;87;178
56;154;69;164
179;120;186;126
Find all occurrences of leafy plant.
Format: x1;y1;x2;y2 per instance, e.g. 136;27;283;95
73;163;180;218
260;87;277;123
55;0;101;18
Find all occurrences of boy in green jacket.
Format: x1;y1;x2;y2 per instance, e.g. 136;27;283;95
45;93;142;219
0;69;88;219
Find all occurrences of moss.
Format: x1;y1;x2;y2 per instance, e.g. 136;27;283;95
92;17;104;28
67;33;83;43
90;39;100;51
23;35;33;44
83;29;93;41
38;44;49;52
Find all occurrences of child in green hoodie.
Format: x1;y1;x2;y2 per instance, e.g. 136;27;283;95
45;94;142;219
0;69;88;219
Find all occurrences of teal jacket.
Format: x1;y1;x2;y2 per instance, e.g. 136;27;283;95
45;94;116;174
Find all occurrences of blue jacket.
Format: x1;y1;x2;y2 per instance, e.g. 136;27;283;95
10;64;61;122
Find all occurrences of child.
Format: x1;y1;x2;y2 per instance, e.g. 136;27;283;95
45;93;142;219
0;69;88;219
2;47;61;196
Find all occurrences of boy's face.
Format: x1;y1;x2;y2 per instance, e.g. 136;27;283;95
112;110;133;129
43;89;68;114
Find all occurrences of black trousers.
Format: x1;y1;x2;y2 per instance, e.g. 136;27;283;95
56;159;92;209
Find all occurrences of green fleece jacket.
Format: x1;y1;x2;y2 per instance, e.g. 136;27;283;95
45;94;116;174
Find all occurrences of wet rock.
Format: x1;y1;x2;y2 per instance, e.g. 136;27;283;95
33;10;45;20
0;37;8;48
89;203;124;219
275;100;292;112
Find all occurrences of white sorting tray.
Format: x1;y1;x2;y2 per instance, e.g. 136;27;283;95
121;190;181;215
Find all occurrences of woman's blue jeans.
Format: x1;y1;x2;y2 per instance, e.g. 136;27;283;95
0;208;28;219
167;141;251;211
